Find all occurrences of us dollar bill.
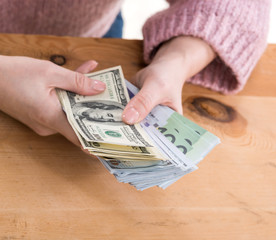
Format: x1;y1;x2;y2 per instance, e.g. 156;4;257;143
58;66;155;147
80;136;164;158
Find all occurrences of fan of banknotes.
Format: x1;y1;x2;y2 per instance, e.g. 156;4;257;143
57;66;220;190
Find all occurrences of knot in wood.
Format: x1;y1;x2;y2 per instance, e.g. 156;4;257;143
187;97;236;122
50;55;66;66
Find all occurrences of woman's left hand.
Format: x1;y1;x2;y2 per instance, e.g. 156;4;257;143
122;36;216;125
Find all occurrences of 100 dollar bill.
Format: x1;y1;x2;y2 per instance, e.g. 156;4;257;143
58;66;154;147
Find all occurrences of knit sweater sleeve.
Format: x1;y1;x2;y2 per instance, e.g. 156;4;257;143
142;0;271;94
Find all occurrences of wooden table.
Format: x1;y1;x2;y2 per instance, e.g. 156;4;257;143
0;34;275;239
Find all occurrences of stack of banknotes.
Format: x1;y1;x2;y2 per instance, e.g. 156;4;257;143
57;66;220;190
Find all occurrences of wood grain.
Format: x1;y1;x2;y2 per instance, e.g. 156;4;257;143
0;34;275;240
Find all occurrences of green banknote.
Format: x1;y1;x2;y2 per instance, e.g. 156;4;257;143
126;81;220;164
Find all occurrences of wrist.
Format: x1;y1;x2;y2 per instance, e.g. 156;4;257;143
152;36;216;79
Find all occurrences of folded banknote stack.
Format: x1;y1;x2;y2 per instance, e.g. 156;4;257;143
57;66;220;190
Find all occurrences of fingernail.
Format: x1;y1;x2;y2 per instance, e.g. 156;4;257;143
92;80;106;91
90;61;98;69
92;60;98;65
123;107;139;125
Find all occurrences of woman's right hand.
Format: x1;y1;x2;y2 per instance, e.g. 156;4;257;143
0;56;106;146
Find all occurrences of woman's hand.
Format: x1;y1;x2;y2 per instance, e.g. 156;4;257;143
122;36;216;124
0;56;105;146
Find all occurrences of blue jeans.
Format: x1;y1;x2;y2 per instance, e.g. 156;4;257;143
103;11;124;38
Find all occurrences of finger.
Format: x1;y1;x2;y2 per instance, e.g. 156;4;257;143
75;60;98;74
81;148;91;155
52;62;106;96
47;96;81;146
52;109;81;146
122;78;162;125
28;123;57;137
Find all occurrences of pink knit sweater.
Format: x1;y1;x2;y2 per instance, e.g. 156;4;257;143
0;0;271;94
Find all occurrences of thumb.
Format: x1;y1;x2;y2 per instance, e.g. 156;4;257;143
75;60;98;74
53;60;106;95
122;82;161;125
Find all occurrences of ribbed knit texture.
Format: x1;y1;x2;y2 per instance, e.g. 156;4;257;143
0;0;271;94
0;0;122;37
143;0;271;94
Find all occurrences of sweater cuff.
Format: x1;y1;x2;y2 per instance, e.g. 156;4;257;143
142;0;271;94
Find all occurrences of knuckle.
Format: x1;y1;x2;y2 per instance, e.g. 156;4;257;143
28;119;55;136
43;61;57;76
158;79;168;91
74;72;86;90
152;77;170;93
135;91;154;111
31;112;48;127
33;127;54;137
